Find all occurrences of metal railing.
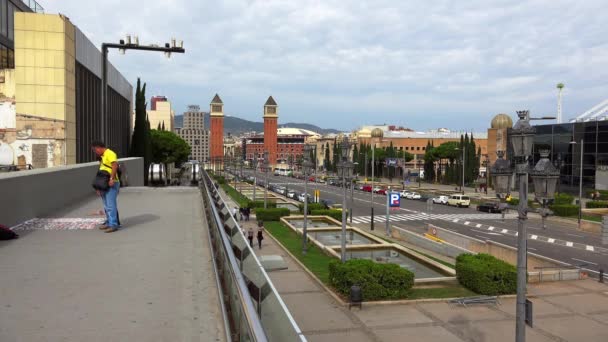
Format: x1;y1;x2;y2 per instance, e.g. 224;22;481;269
201;170;307;342
22;0;44;13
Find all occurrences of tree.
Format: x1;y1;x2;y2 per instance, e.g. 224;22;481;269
424;141;436;183
150;129;191;165
129;78;151;184
161;121;166;131
157;122;161;130
324;143;330;171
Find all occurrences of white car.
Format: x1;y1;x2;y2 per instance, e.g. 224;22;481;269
432;195;449;204
408;192;421;200
298;193;310;202
400;191;411;198
287;191;296;199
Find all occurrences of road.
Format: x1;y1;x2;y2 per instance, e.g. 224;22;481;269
238;170;608;277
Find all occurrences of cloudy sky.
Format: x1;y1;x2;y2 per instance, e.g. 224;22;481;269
44;0;607;132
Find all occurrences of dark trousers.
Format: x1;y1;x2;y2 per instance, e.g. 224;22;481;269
248;237;253;247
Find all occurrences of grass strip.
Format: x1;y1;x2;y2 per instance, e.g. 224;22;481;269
264;221;333;284
221;183;250;208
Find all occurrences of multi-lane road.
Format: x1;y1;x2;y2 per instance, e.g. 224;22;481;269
239;170;607;277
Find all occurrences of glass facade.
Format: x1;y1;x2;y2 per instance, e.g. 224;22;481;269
531;121;608;194
1;0;30;69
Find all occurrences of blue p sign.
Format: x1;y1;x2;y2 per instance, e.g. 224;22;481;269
389;193;401;208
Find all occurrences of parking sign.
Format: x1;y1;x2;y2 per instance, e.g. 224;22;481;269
389;192;400;208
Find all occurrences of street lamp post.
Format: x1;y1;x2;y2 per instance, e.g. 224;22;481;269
350;162;358;224
100;36;185;142
263;151;269;209
302;144;314;254
570;138;584;227
491;111;557;342
253;155;258;203
337;138;354;262
370;128;384;231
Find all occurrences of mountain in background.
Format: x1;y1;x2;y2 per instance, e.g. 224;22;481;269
174;113;341;135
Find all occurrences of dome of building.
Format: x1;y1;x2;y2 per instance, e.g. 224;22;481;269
491;114;513;129
371;128;384;138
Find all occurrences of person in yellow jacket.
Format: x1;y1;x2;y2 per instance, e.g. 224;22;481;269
92;141;120;233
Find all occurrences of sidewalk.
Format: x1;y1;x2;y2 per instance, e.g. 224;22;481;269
0;187;225;341
221;188;608;342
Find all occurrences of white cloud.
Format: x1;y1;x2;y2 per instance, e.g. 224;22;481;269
42;0;608;131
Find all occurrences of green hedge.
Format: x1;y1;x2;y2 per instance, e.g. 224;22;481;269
553;193;574;205
311;209;346;221
586;201;608;209
455;254;516;295
328;259;414;300
255;208;290;221
506;198;536;207
549;204;579;217
248;201;277;209
298;203;326;214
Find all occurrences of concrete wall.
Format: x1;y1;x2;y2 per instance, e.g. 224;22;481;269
0;157;143;227
393;227;470;259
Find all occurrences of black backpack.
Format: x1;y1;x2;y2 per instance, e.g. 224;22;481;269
0;224;19;240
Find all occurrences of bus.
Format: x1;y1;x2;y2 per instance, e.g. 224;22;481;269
273;167;293;177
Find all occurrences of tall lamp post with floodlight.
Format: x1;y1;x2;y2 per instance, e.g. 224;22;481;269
337;137;354;262
370;128;384;230
302;144;315;254
570;138;584;228
491;110;557;342
263;151;270;209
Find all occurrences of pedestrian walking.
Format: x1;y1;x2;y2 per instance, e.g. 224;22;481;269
257;227;264;249
245;207;251;221
247;228;254;247
91;141;120;233
233;206;239;221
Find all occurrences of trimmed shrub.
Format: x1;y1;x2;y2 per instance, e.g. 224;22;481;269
298;202;326;214
255;208;290;221
311;209;346;221
328;259;414;300
553;193;574;205
456;253;516;295
586;201;608;209
549;204;579;217
248;201;277;209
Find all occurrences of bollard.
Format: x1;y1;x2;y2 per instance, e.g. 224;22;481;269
600;269;605;283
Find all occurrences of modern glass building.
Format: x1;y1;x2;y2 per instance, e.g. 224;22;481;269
532;120;608;194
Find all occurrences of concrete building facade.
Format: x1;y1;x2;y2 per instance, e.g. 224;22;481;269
0;12;132;168
175;104;209;164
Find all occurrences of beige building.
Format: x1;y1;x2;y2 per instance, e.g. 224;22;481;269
176;105;209;164
147;96;174;131
0;12;132;168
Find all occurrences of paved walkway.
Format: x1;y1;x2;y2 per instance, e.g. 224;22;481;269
0;187;225;342
221;188;608;342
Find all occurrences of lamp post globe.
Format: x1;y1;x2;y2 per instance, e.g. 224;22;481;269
511;110;536;160
530;149;560;204
491;150;513;196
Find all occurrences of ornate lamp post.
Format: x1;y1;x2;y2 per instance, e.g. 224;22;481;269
263;151;270;209
491;110;557;342
337;137;354;262
370;128;384;230
531;150;560;229
252;154;258;202
302;144;315;254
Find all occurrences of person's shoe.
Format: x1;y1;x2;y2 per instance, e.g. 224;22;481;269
98;225;109;230
104;227;118;233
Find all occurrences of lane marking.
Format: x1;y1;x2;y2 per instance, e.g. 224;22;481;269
566;242;574;247
475;224;482;228
531;235;538;240
567;233;584;238
572;258;598;266
501;229;508;234
464;221;470;225
528;247;537;251
488;226;495;231
586;245;595;252
548;238;555;243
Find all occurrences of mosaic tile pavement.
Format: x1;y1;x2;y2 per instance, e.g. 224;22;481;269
11;218;105;231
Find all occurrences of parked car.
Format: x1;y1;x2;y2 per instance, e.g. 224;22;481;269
447;195;471;208
376;188;387;195
401;191;411;198
362;185;373;192
297;193;311;202
287;190;297;199
477;202;501;213
407;192;421;200
432;195;449;204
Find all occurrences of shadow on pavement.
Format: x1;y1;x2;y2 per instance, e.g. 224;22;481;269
122;213;161;228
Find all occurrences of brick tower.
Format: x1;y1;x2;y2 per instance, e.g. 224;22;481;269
209;94;224;171
263;96;278;166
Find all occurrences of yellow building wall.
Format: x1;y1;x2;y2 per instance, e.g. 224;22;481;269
147;101;174;131
14;13;77;164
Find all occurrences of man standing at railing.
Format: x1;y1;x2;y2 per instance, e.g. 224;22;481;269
92;141;120;233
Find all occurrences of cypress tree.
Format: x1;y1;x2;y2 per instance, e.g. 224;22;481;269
157;122;161;130
161;121;165;131
129;78;150;184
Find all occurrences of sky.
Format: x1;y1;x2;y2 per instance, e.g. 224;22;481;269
43;0;608;132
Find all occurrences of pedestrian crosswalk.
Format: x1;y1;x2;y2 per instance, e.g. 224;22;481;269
351;212;518;224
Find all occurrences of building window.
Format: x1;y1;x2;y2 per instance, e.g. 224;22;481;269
212;105;222;112
422;147;425;150
416;147;420;151
405;147;409;150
